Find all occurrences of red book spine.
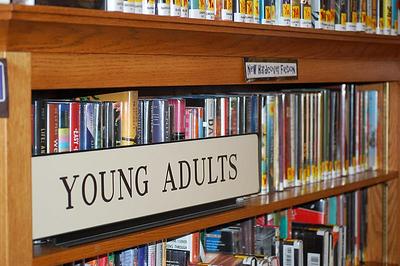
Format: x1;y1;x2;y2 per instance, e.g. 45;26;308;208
191;232;200;264
69;102;80;151
47;103;59;154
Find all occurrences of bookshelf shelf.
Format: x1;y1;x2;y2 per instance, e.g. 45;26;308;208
32;170;397;266
0;5;398;88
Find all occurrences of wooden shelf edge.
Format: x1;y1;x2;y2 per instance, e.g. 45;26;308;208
0;4;399;58
3;4;398;43
32;170;398;266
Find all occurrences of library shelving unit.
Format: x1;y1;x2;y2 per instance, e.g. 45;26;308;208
0;4;399;266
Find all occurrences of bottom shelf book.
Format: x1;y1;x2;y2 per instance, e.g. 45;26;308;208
62;188;367;266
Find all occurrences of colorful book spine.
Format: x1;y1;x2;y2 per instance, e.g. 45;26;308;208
244;0;254;22
102;102;115;148
368;90;378;170
335;0;347;31
171;0;182;16
169;98;186;140
46;102;59;154
69;102;80;152
356;0;367;30
253;0;260;22
80;102;95;151
391;0;398;34
300;0;312;27
291;0;301;26
58;103;70;153
206;0;216;19
233;0;246;21
261;96;268;194
278;0;291;25
366;0;373;32
181;0;189;16
383;0;392;33
220;0;233;19
189;0;206;18
376;0;384;34
345;0;357;30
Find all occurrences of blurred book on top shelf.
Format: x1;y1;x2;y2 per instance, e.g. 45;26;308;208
61;189;367;266
7;0;399;35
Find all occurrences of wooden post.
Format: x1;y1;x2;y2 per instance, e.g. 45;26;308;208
0;52;32;266
388;81;400;265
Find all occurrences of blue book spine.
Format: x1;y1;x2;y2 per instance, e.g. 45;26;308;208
80;102;95;151
138;246;148;266
368;90;378;170
260;0;266;23
328;196;337;225
392;0;398;33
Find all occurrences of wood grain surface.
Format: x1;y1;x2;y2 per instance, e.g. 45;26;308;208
31;53;400;90
388;82;399;265
0;52;32;266
0;5;398;58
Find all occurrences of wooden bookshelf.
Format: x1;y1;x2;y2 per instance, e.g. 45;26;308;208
32;170;397;266
0;4;398;266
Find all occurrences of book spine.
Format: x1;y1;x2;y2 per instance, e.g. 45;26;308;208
206;0;216;19
69;102;80;151
121;91;138;146
229;96;239;135
46;102;59;154
33;100;47;155
113;102;122;147
93;102;103;149
233;0;246;21
273;95;280;191
103;102;115;148
261;96;268;194
205;98;216;137
107;0;124;11
169;99;186;141
123;0;136;13
181;0;189;16
383;0;392;33
148;244;157;266
171;0;182;16
152;99;168;143
157;0;171;15
58;103;70;153
143;0;156;14
291;0;301;26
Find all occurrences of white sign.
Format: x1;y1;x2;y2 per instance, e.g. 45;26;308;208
32;134;260;239
244;59;298;81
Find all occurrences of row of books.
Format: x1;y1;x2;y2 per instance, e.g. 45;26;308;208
6;0;400;35
31;86;380;190
137;95;258;144
62;189;367;266
260;86;379;193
